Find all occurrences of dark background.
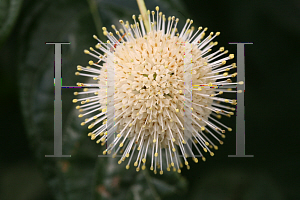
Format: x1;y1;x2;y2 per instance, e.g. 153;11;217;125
0;0;299;199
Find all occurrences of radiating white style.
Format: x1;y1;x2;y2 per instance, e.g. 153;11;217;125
73;6;242;175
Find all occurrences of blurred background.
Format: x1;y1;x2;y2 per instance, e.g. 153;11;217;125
0;0;299;199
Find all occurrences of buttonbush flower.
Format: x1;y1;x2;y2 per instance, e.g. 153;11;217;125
73;6;242;175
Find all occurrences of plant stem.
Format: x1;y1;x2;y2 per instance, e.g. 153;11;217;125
136;0;150;33
86;0;104;41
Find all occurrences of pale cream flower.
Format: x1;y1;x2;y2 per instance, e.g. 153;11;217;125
73;6;242;175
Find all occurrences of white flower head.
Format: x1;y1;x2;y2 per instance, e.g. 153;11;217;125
74;6;241;174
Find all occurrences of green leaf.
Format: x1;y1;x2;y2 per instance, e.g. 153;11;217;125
18;0;100;199
93;156;187;200
0;0;23;46
18;0;189;199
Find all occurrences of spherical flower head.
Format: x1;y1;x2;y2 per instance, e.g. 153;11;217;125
74;6;239;174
